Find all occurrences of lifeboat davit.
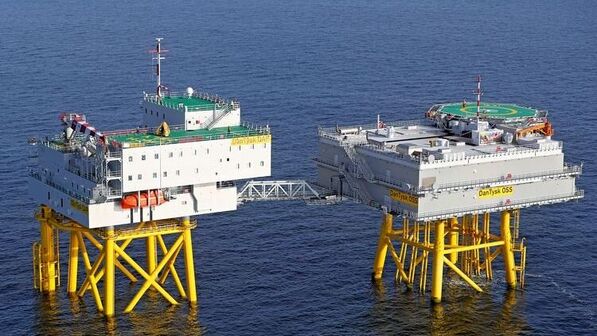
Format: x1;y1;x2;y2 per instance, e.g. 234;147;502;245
121;190;166;209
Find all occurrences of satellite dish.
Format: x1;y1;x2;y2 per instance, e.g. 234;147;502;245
186;87;194;97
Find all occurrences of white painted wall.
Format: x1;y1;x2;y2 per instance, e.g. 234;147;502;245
121;136;271;193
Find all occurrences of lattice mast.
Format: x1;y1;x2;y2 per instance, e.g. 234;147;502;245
152;37;167;97
475;74;482;120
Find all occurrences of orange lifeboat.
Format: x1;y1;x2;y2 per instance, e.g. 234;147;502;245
121;190;166;209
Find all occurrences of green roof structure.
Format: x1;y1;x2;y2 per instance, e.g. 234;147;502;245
109;125;265;147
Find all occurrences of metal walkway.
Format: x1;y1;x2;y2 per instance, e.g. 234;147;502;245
237;180;338;204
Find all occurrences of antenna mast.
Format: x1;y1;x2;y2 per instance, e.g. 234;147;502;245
474;75;482;120
152;37;166;97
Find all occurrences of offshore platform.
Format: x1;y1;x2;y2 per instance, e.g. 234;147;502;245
29;39;583;317
28;39;289;317
315;76;583;302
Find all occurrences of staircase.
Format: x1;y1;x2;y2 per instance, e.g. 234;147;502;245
339;161;373;205
206;102;237;130
342;144;375;182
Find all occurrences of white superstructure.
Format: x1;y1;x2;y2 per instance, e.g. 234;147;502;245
29;40;271;228
316;104;583;221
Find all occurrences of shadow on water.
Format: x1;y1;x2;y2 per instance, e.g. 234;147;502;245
369;280;531;335
34;290;204;335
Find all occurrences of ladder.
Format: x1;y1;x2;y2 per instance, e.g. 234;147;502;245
512;238;527;288
32;230;60;291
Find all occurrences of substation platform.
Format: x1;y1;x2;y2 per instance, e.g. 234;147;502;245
315;102;583;302
28;39;583;318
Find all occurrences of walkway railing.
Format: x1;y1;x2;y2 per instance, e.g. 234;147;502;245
237;180;324;202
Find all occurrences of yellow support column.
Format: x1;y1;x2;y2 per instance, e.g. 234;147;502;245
146;229;157;274
39;206;57;292
501;211;517;289
182;217;197;303
372;211;393;281
431;220;446;303
67;231;79;294
104;228;116;317
448;217;459;264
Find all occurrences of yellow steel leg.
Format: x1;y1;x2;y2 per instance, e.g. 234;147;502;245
39;206;57;292
147;232;157;274
448;217;459;264
501;211;517;289
182;217;197;303
104;228;116;317
67;231;79;294
431;220;446;303
372;212;393;281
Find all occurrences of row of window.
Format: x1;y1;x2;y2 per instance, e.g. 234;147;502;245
126;161;265;181
127;145;265;162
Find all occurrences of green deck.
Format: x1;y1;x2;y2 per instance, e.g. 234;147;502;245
439;102;537;119
109;125;256;146
160;96;216;110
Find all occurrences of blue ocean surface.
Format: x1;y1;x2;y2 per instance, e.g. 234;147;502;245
1;0;596;334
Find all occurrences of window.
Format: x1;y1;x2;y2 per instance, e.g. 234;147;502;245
237;163;240;169
260;161;265;166
238;146;241;151
226;158;230;162
61;198;64;207
169;152;173;158
47;192;50;200
154;153;159;159
229;147;232;152
163;171;168;177
128;175;133;181
179;151;183;157
153;172;157;178
252;144;255;149
137;174;142;180
248;162;251;168
194;168;199;173
145;108;147;114
141;155;146;160
206;148;210;154
128;156;133;162
194;149;197;155
176;170;180;176
163;113;165;119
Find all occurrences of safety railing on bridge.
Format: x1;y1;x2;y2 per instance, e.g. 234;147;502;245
237;180;338;204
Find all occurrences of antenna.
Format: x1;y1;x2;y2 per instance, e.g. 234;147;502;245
150;38;167;97
474;75;483;121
